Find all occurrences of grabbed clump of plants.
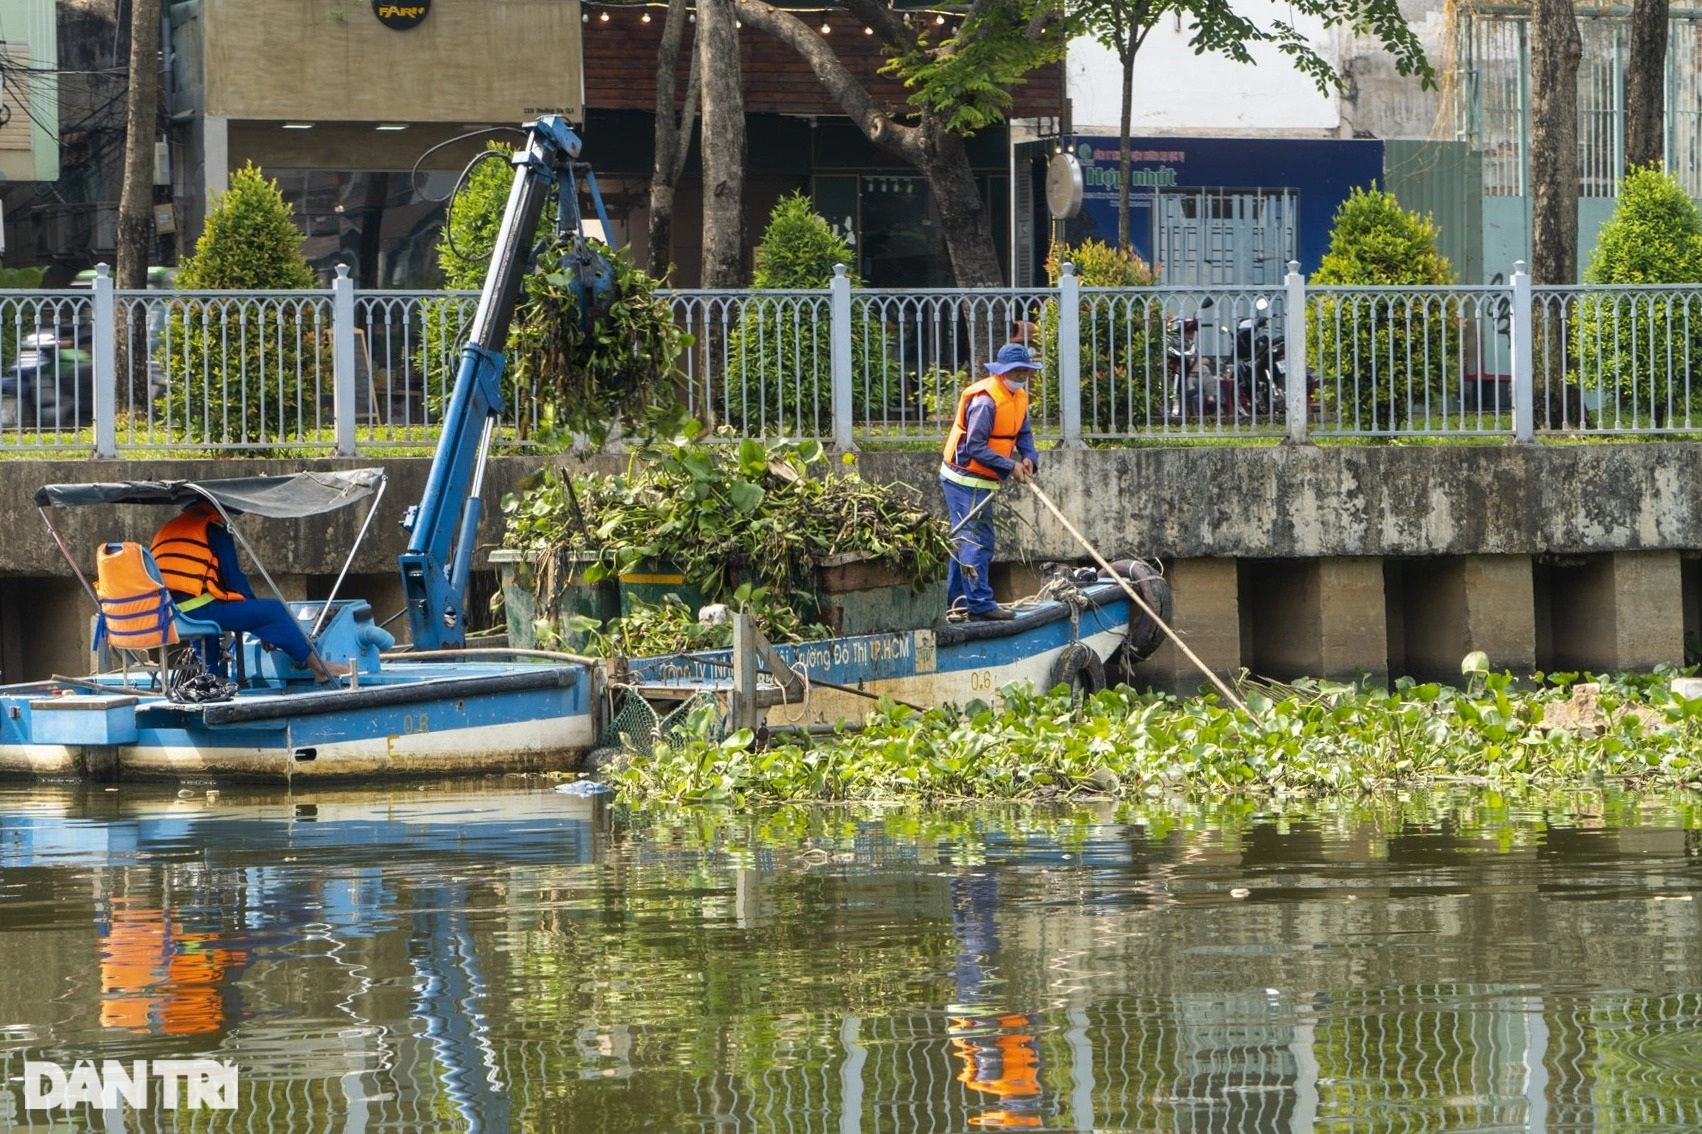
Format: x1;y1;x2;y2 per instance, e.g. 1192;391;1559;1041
499;426;953;656
601;667;1702;805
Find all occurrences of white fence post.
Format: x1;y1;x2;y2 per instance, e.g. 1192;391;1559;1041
1510;261;1534;443
1058;263;1083;447
1284;260;1308;445
830;264;855;453
332;265;358;457
91;264;118;459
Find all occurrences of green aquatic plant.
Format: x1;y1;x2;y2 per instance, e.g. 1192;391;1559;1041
602;669;1702;805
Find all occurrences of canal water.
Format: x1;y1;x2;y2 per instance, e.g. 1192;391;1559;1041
0;781;1699;1132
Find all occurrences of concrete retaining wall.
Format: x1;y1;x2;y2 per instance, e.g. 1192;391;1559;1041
3;443;1697;686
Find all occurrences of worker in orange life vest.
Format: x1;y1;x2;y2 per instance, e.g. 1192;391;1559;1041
940;343;1040;621
152;499;349;683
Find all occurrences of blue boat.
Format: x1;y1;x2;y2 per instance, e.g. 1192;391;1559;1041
0;113;1169;782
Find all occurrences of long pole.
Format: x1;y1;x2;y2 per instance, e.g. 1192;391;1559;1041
1022;478;1255;721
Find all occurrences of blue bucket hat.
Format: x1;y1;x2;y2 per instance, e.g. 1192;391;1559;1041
986;343;1043;376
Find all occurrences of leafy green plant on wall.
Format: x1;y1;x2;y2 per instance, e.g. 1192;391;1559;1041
1038;239;1162;432
1308;187;1455;431
158;163;319;444
1573;165;1702;426
724;193;892;431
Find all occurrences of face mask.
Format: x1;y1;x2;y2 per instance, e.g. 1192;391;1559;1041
1002;375;1030;393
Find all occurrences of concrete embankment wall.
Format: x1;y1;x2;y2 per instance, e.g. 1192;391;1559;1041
4;444;1698;688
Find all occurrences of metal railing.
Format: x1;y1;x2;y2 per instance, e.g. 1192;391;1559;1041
27;261;1702;457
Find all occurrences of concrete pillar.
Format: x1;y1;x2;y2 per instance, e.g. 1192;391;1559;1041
1543;551;1683;672
1462;555;1536;673
1318;557;1388;684
1610;550;1684;670
1399;556;1535;678
1132;557;1241;694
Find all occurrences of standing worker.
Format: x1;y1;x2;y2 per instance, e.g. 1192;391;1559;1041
151;499;350;683
940;343;1040;621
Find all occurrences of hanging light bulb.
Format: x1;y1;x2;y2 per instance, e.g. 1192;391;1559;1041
934;13;945;24
820;20;831;32
582;10;589;19
599;10;610;21
641;10;651;21
864;25;873;34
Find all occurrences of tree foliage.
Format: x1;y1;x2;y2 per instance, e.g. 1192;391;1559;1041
160;163;319;444
1574;165;1702;422
1037;239;1162;430
726;193;891;428
1309;187;1455;431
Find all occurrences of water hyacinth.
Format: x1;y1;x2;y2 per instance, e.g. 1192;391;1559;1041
600;670;1702;805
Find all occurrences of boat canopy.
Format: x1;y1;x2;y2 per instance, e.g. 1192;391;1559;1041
34;469;385;519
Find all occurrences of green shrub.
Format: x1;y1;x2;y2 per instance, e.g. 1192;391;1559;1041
159;163;318;443
1309;187;1455;431
724;193;891;430
1039;239;1162;431
1574;165;1702;424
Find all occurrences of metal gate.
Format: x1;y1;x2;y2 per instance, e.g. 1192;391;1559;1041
1155;188;1299;286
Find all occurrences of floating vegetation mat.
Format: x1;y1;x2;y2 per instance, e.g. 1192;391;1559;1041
602;670;1702;805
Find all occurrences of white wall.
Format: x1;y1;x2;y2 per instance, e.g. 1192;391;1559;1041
1066;1;1341;136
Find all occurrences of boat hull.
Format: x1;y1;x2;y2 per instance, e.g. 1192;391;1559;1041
0;662;596;782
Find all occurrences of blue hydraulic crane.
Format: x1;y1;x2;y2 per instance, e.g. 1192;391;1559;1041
399;116;617;651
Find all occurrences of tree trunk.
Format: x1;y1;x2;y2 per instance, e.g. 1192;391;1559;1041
736;0;1006;287
697;0;746;289
1529;0;1581;287
647;0;700;279
1625;0;1669;169
116;0;162;402
1118;46;1134;251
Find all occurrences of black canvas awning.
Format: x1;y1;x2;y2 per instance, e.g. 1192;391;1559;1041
34;469;385;520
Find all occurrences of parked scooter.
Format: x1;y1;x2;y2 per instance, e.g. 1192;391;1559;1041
1231;297;1286;419
1165;297;1242;423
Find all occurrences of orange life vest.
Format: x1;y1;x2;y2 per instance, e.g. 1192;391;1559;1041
94;541;179;650
942;376;1029;482
151;503;244;602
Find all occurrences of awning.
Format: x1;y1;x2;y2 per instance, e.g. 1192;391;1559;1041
34;469;386;520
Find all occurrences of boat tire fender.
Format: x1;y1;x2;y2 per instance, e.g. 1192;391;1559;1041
1048;642;1105;698
1106;558;1172;663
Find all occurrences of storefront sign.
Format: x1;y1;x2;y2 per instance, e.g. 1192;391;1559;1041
373;1;430;30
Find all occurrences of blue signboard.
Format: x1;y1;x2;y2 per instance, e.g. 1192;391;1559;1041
1059;135;1384;276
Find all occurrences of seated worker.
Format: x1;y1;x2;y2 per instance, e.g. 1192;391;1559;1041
151;499;349;683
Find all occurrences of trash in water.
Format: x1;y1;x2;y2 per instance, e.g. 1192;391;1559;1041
554;780;613;796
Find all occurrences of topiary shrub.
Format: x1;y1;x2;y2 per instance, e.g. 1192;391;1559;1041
158;163;319;444
1309;187;1455;431
1573;165;1702;425
1038;239;1162;433
724;193;891;432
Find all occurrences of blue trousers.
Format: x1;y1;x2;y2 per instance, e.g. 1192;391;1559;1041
942;478;999;614
190;597;315;665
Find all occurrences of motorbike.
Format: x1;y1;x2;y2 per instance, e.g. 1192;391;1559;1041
1231;297;1287;420
0;325;94;428
1165;297;1243;424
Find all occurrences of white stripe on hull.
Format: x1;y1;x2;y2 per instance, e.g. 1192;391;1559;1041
0;716;596;780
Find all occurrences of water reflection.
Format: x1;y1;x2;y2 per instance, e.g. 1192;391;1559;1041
0;784;1698;1131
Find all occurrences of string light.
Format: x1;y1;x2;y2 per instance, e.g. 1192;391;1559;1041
864;25;873;33
935;14;945;24
820;20;831;32
599;10;609;20
640;10;651;20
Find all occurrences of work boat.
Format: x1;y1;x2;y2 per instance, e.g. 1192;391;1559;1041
0;470;593;780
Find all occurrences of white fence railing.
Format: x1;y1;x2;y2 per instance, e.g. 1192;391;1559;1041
20;261;1702;456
